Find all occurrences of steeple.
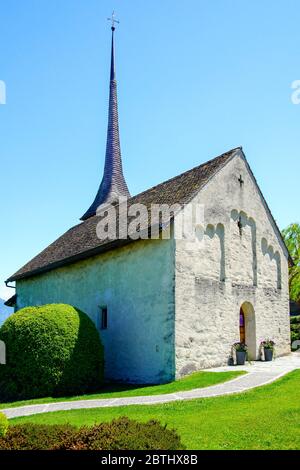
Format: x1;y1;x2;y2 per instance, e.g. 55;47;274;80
81;15;130;221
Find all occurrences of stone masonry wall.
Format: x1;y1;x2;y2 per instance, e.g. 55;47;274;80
175;151;290;377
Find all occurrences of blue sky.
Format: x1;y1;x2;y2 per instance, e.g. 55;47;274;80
0;0;299;299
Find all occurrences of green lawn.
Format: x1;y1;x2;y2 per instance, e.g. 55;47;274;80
0;370;243;410
9;370;300;450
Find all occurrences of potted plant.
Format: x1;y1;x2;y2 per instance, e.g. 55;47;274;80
233;342;248;365
261;339;275;361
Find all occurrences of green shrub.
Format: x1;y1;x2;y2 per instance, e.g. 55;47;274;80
291;316;300;350
290;315;300;325
291;323;300;333
0;423;76;450
0;418;185;450
0;304;104;401
0;412;8;438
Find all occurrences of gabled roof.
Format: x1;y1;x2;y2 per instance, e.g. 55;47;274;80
7;147;239;282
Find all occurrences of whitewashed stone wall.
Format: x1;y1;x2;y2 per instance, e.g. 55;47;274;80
16;238;176;384
175;151;290;377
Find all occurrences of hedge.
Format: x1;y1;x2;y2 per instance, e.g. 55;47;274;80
0;304;104;401
0;418;185;450
291;315;300;350
0;412;8;438
291;315;300;325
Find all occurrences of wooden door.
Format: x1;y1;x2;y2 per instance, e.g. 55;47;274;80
240;309;246;343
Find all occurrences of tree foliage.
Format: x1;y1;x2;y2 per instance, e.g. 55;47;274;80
282;223;300;302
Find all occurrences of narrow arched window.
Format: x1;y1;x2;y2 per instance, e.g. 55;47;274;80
100;306;108;330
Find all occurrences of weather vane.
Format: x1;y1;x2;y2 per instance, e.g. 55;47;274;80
107;11;120;31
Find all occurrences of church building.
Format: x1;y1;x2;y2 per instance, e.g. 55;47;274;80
6;24;291;384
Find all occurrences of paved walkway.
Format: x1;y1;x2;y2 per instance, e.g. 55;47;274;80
3;353;300;419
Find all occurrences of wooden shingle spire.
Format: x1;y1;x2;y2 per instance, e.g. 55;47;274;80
81;16;130;221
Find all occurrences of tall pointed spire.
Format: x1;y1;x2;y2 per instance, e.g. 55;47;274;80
81;15;130;221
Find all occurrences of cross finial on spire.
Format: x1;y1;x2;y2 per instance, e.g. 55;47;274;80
80;11;130;221
107;11;119;31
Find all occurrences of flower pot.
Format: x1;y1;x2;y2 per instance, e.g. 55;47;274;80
236;351;246;365
264;348;273;362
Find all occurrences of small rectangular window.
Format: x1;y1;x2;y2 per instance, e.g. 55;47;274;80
100;307;108;330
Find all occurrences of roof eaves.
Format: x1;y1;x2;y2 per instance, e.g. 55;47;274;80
7;237;136;282
4;294;17;307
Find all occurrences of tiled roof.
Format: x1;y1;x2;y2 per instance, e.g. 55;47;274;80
7;147;238;281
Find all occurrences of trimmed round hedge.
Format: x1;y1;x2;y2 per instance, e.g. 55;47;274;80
0;304;104;401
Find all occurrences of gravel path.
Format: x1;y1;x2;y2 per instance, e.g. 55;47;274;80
3;353;300;419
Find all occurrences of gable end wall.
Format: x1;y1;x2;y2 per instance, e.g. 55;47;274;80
174;152;290;376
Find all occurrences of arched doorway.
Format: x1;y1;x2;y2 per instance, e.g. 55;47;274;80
239;302;257;360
